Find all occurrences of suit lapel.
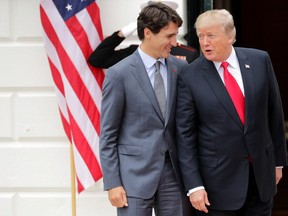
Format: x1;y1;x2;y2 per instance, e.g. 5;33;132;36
165;58;177;126
235;48;254;132
130;52;165;122
201;58;244;129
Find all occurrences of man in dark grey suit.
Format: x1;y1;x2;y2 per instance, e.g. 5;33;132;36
176;9;287;216
100;2;194;216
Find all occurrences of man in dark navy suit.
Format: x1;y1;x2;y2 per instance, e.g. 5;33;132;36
176;9;287;216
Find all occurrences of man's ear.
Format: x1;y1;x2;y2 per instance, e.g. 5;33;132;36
228;33;235;45
144;27;152;39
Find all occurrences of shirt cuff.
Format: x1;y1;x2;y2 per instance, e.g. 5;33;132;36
187;186;205;196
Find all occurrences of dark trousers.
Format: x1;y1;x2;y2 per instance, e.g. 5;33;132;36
196;165;273;216
117;153;195;216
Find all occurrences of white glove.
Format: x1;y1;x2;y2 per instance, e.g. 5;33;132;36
120;22;137;38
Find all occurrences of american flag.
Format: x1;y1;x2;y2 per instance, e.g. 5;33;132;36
40;0;104;193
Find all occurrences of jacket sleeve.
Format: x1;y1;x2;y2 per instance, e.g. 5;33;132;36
88;31;138;68
176;71;203;192
99;67;125;190
266;52;288;166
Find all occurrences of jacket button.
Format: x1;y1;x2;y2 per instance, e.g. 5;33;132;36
243;155;253;163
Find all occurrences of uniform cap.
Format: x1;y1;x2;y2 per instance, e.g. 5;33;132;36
140;0;178;10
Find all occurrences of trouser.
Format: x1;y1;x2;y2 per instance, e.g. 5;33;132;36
117;153;195;216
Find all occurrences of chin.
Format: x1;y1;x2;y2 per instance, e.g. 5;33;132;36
204;54;214;61
163;53;170;58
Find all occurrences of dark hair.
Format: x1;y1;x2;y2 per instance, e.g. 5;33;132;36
137;1;183;40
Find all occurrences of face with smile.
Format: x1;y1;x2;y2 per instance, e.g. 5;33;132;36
141;21;178;59
197;20;234;62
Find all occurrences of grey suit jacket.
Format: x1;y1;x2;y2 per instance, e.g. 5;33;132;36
176;47;287;210
100;50;188;199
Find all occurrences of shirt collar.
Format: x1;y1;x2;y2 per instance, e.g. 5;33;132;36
138;47;166;70
214;47;237;70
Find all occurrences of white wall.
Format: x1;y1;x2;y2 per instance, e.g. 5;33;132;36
0;0;187;215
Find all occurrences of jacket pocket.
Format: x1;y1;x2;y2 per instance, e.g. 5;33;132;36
118;144;142;156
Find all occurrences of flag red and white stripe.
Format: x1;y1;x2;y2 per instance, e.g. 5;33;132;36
40;0;104;193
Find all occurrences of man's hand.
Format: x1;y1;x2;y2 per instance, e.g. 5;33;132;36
108;186;128;208
276;167;283;185
189;189;210;213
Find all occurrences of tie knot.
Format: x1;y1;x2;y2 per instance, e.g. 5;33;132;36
221;61;229;69
155;61;161;73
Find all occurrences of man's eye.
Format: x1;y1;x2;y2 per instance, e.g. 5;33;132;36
208;34;216;39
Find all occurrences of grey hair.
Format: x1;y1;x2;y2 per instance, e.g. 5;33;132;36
195;9;236;43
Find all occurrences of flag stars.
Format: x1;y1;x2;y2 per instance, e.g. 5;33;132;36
65;3;72;11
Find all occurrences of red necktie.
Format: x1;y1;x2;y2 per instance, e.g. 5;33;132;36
221;62;245;124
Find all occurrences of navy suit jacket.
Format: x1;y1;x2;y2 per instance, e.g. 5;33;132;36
176;47;287;210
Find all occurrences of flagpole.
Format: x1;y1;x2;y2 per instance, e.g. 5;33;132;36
70;143;77;216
